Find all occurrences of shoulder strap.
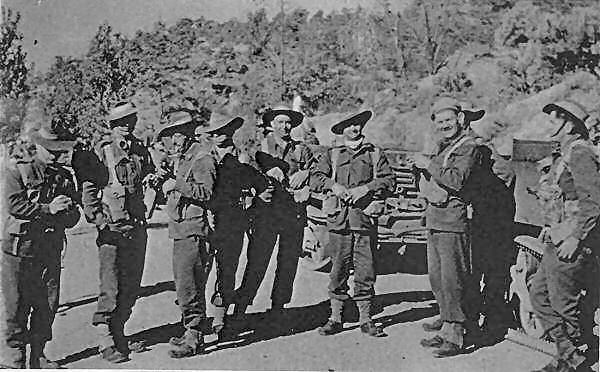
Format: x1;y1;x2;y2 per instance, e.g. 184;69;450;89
443;136;472;168
331;147;341;182
370;147;380;180
103;144;122;186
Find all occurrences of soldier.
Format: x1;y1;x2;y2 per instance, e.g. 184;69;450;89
156;111;216;358
1;126;80;368
234;105;313;328
530;101;599;372
310;110;395;337
414;97;480;357
466;131;517;345
75;102;155;363
204;112;265;339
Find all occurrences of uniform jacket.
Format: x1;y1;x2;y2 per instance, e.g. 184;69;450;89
2;157;80;257
76;135;155;232
209;152;262;230
425;134;478;232
539;139;600;249
310;142;395;231
166;142;216;239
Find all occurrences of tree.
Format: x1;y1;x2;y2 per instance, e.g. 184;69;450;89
0;6;29;142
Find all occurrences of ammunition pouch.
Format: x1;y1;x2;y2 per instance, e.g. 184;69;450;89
323;194;348;229
102;183;130;223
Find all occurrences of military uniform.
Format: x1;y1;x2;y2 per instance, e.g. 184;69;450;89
1;151;80;368
530;139;599;370
424;132;478;348
76;135;154;352
163;140;216;355
311;140;394;332
465;144;516;340
235;133;314;311
210;152;261;311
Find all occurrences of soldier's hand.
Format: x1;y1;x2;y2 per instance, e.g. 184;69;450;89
557;236;580;261
162;178;177;194
348;185;369;203
207;210;216;231
293;186;311;203
258;185;274;203
331;183;347;197
266;167;285;183
289;169;309;189
49;195;72;215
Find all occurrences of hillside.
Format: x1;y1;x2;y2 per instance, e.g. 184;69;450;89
1;0;599;150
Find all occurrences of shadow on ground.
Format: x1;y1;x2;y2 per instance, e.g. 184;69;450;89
58;290;437;365
57;281;175;315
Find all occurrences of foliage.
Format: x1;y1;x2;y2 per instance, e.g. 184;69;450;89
0;6;29;142
6;0;598;149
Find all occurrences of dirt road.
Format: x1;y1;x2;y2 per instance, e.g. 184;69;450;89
46;211;551;371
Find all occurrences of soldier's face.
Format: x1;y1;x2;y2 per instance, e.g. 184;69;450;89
342;124;363;141
548;111;572;141
433;109;460;140
170;132;186;152
271;114;292;136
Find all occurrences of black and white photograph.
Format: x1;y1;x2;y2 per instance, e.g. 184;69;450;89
0;0;599;370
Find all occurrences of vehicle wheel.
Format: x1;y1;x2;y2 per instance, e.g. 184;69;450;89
518;296;545;339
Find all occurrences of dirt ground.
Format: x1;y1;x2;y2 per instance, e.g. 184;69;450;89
45;211;555;371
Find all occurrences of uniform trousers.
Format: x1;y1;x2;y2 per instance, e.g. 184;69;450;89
1;237;61;368
427;230;472;346
328;230;376;302
173;235;212;332
530;243;591;368
93;226;147;344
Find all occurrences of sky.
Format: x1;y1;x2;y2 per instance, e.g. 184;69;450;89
3;0;410;72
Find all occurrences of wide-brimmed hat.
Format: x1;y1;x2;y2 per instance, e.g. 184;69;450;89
30;126;75;152
107;102;138;123
261;105;304;128
197;112;244;136
331;110;373;135
430;97;485;123
543;100;589;137
156;111;196;140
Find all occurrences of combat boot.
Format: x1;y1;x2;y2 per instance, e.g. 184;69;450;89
168;329;203;359
100;346;129;364
360;320;386;337
318;319;343;336
422;318;443;332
